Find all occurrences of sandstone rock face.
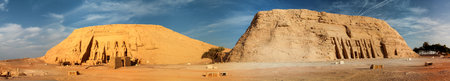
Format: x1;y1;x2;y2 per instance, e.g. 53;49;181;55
41;24;218;65
228;9;418;62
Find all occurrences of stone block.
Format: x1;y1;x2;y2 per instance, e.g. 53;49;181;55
68;71;79;76
203;72;228;77
122;57;131;67
110;57;123;69
0;71;9;77
110;57;132;69
206;65;214;70
9;71;26;77
425;62;433;66
220;72;227;76
339;61;345;64
370;64;384;69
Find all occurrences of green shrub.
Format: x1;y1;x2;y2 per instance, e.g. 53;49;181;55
414;42;450;55
202;47;227;63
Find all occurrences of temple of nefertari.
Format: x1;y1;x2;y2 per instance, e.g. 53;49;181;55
41;24;218;65
228;9;418;62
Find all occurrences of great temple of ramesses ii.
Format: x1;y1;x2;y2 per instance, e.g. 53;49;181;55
41;24;219;65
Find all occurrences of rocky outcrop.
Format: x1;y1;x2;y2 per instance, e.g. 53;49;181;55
41;24;218;65
228;9;418;62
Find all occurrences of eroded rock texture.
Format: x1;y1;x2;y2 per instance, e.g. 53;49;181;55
228;9;418;62
41;24;217;65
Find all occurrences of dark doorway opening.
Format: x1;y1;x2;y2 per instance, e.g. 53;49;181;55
395;49;398;56
106;56;111;63
380;42;388;58
121;60;125;67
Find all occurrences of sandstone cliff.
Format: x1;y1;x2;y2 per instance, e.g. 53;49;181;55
228;9;418;62
41;24;218;65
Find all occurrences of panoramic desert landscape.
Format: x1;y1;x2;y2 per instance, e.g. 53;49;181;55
1;0;449;81
0;56;449;81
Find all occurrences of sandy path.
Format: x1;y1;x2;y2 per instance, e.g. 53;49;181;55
0;57;448;81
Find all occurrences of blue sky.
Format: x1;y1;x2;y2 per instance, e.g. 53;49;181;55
0;0;449;59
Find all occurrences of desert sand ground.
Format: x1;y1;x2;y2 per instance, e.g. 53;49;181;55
0;56;449;81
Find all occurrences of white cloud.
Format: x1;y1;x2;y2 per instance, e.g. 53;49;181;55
206;15;253;28
78;1;156;15
0;24;25;41
387;17;424;29
76;13;134;25
329;0;380;16
387;17;450;48
48;13;64;19
163;0;194;5
43;13;72;42
184;15;253;37
0;23;70;59
47;13;65;23
0;0;196;59
23;27;41;39
25;27;41;32
0;23;21;32
85;14;106;21
329;0;411;17
0;12;73;59
0;23;41;48
387;17;440;35
69;0;194;25
416;17;438;25
359;0;393;15
0;0;8;11
328;0;449;48
43;13;70;40
408;7;428;15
